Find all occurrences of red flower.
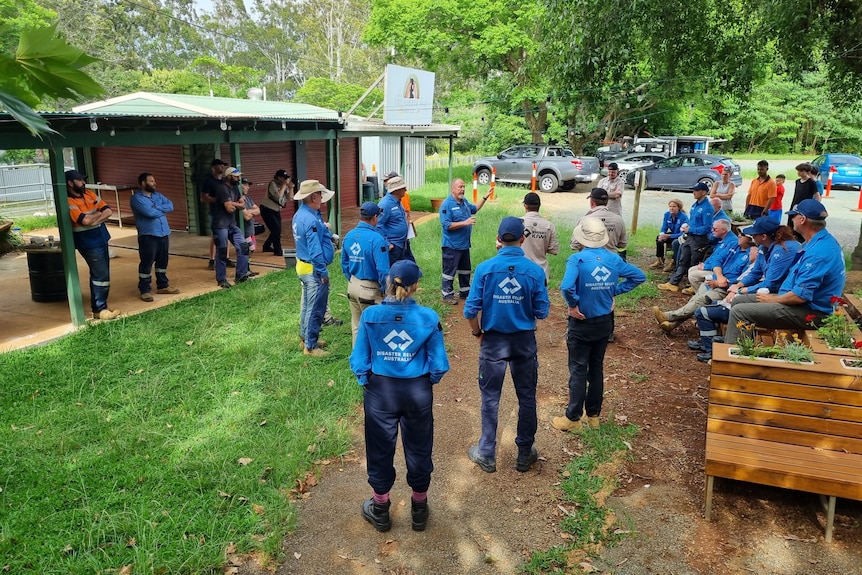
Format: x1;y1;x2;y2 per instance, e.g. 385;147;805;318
805;314;816;322
831;295;847;306
854;340;862;349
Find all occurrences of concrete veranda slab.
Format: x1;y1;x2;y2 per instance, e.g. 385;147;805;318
0;226;291;353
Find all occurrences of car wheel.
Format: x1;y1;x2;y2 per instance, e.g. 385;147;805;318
476;169;491;186
698;177;714;188
538;173;559;193
618;169;629;178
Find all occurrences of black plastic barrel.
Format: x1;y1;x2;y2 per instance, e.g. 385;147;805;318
362;181;376;202
27;250;67;302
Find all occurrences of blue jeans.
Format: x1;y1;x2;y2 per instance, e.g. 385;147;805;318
476;330;538;459
213;225;250;281
364;374;434;494
565;313;614;420
137;234;170;293
441;247;472;299
78;243;111;313
299;272;330;349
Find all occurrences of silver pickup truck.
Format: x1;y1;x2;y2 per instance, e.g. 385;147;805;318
472;145;600;193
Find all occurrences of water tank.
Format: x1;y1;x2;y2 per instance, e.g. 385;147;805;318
247;88;263;100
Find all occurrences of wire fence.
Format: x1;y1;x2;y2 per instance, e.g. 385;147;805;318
424;155;479;170
0;164;56;219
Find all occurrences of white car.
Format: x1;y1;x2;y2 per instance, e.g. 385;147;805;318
600;153;668;177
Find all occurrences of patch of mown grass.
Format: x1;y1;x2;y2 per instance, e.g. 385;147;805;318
0;271;364;574
520;422;638;574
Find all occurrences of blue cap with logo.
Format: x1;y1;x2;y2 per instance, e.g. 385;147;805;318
786;199;828;220
389;260;422;287
742;216;780;236
691;182;710;192
498;216;525;242
360;202;381;217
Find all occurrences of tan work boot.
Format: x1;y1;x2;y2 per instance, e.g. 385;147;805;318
303;347;329;357
660;320;681;334
662;259;675;273
95;309;121;320
299;339;328;350
156;286;180;294
657;282;679;292
551;416;587;433
586;416;601;430
648;257;664;270
681;286;695;295
652;306;669;324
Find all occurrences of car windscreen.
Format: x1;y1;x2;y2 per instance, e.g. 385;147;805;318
834;155;862;165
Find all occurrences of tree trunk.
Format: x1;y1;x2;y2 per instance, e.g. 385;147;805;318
852;220;862;271
523;100;548;144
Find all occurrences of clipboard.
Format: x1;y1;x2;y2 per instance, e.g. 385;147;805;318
407;221;417;240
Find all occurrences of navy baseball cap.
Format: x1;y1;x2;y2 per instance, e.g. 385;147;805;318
590;187;609;201
691;182;710;192
786;199;828;220
65;169;86;181
211;158;228;166
498;216;525;242
742;216;780;236
360;202;381;217
389;260;422;287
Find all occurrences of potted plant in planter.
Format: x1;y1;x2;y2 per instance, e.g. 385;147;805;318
729;321;814;364
806;296;862;357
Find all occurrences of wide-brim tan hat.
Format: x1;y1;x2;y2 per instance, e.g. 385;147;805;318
573;217;608;248
295;179;335;202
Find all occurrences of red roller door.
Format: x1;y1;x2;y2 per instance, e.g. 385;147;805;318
93;146;188;231
339;138;359;210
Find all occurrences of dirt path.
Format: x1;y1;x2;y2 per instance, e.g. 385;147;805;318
233;287;861;575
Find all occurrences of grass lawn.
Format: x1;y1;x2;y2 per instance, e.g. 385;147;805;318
0;169;660;573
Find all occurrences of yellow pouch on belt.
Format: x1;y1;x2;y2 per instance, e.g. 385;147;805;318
296;260;314;275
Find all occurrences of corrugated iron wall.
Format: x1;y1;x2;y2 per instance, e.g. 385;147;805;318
92;146;188;231
339;138;359;209
404;137;426;190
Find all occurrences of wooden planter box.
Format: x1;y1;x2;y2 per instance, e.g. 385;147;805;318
705;343;862;541
805;328;862;357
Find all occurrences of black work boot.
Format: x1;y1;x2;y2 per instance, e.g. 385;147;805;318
411;499;429;531
361;499;391;532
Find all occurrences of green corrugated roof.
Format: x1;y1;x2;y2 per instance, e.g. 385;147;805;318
72;92;340;121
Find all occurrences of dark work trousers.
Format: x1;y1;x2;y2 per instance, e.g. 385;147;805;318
364;373;434;495
655;236;674;258
137;234;170;294
441;246;472;299
565;313;614;421
259;205;282;253
668;234;709;285
388;242;415;266
476;330;538;459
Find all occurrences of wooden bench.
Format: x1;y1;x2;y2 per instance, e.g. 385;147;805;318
705;343;862;541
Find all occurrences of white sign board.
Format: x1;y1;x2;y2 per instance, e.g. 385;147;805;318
383;64;435;126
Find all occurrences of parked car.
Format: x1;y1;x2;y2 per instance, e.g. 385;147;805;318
472;145;600;193
811;153;862;191
600;152;668;177
624;153;742;191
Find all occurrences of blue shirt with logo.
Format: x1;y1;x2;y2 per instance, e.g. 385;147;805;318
463;246;550;332
376;193;409;248
341;221;390;290
292;203;334;278
660;210;688;239
778;229;845;313
737;240;801;293
349;298;450;385
560;247;646;318
688;196;713;236
440;195;478;249
703;232;739;270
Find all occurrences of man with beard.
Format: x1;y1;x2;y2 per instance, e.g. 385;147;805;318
65;169;120;320
130;172;179;302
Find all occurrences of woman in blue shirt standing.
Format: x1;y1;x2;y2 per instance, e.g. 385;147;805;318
552;217;646;433
349;260;450;533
